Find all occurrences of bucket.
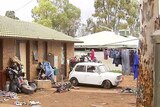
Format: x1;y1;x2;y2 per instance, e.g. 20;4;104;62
4;81;10;91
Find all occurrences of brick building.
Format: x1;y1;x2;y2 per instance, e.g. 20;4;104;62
0;16;82;90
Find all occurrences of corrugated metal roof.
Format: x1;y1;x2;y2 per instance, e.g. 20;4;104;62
0;16;82;43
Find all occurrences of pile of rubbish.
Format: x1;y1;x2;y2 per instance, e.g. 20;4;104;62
121;87;136;94
0;90;18;99
54;82;72;93
0;90;41;106
14;100;41;106
6;56;37;94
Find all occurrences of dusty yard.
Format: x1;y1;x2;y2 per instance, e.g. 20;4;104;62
0;75;137;107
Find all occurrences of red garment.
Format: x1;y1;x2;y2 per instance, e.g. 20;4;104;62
91;49;95;61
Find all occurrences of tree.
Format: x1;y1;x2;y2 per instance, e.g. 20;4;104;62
32;0;81;37
85;17;113;34
5;11;19;20
137;0;158;107
32;0;57;27
86;0;139;36
76;23;90;37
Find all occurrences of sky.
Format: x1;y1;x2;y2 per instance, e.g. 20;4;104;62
0;0;95;23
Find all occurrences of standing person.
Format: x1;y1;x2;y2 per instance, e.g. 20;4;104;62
104;49;108;60
91;49;95;61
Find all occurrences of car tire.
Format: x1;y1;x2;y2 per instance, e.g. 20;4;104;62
70;78;78;86
29;82;37;92
102;80;112;89
21;84;34;94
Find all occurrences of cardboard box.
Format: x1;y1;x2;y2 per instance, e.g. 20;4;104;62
34;80;51;89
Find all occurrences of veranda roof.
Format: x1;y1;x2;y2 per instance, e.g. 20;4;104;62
0;16;82;43
75;31;139;48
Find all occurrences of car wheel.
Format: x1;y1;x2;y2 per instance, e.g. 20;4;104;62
70;78;78;86
29;82;37;92
103;80;112;89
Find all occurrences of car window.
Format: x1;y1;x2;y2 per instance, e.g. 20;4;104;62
75;65;86;72
87;65;96;73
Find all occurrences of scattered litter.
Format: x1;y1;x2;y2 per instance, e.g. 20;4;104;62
121;87;136;93
0;90;18;99
3;98;9;101
31;105;41;107
0;99;4;103
100;102;107;105
14;101;27;106
14;101;22;106
91;104;103;107
55;82;72;93
54;100;58;103
71;86;80;90
29;100;41;106
91;102;108;107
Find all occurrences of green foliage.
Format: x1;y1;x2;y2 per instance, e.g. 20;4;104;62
111;70;122;73
5;11;19;20
32;0;81;37
32;0;56;27
86;0;140;36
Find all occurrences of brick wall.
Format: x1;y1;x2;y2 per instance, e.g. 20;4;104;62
66;43;74;77
1;39;16;89
2;39;16;69
29;40;74;81
0;39;74;82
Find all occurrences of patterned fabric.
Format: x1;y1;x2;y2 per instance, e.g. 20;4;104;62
43;62;54;80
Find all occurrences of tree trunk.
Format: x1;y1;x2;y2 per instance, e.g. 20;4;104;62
137;0;159;107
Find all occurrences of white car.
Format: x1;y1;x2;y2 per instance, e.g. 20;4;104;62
69;62;122;89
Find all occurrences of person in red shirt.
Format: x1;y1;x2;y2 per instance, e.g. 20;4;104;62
91;49;95;61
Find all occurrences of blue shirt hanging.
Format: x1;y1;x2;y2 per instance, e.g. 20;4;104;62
131;53;139;79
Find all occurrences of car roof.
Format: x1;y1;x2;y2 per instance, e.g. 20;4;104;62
75;62;104;66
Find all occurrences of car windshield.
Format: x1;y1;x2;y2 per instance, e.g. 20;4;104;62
98;65;110;73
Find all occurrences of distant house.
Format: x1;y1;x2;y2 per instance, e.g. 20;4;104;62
0;16;82;89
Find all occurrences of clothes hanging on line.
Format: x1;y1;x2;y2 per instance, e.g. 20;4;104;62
121;49;130;75
131;52;139;80
112;49;122;67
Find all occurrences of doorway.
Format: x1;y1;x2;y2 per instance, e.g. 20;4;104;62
16;41;27;78
61;43;67;78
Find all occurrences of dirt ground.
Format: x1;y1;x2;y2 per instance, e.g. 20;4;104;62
0;75;137;107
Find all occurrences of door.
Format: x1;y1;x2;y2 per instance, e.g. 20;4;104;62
154;43;160;107
19;42;27;78
74;65;86;83
85;65;101;85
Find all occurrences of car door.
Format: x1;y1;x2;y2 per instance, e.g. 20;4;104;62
85;65;101;85
74;65;86;83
